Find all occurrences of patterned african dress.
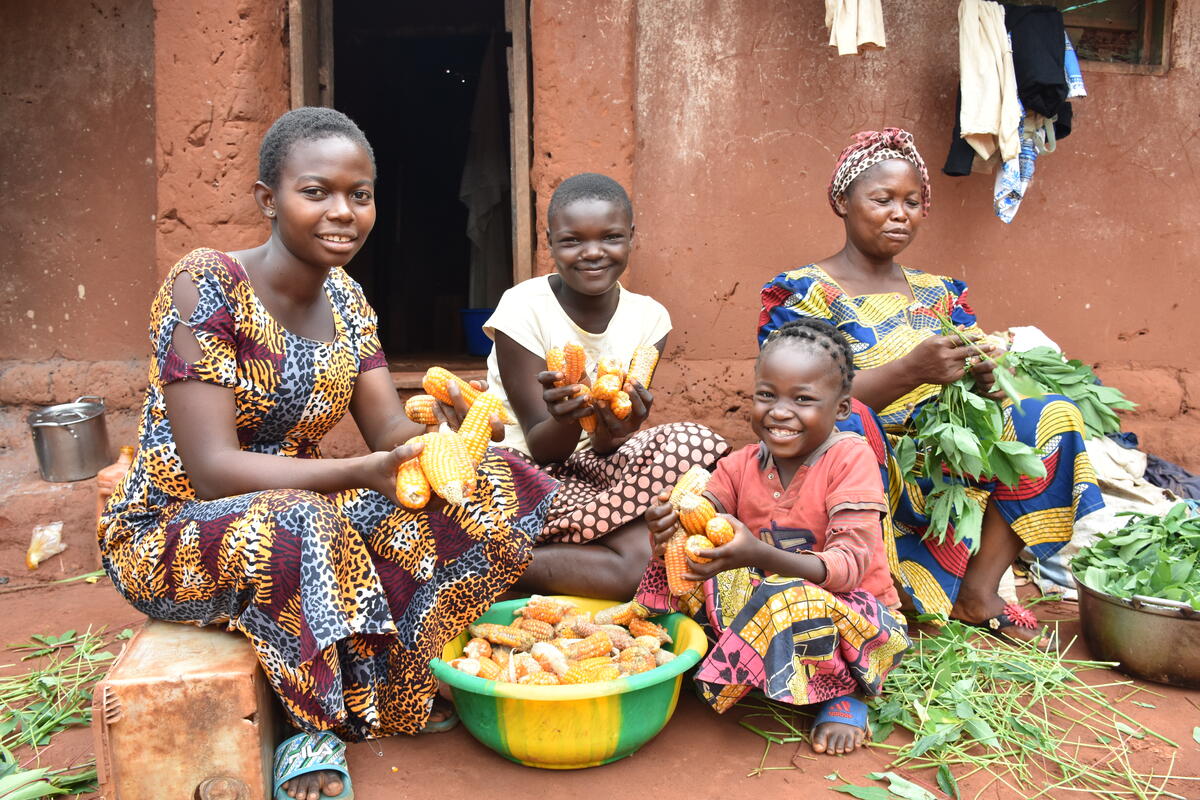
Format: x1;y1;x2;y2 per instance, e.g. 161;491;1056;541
636;435;911;713
98;248;556;740
759;264;1104;617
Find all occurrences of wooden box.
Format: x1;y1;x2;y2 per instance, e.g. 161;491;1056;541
92;620;278;799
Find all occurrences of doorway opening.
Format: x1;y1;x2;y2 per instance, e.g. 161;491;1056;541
302;0;529;363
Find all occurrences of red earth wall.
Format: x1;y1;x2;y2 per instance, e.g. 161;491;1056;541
530;0;1200;469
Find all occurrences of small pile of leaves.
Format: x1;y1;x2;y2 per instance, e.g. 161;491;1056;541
1006;345;1135;439
1072;502;1200;610
0;627;131;796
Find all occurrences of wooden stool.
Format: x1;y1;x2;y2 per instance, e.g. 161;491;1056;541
92;620;279;800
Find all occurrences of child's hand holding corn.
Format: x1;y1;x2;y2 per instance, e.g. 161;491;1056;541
588;379;652;455
643;489;678;559
678;514;763;581
535;369;598;429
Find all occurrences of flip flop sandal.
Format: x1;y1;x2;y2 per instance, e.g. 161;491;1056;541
273;731;353;800
418;698;460;734
972;602;1057;650
812;695;869;737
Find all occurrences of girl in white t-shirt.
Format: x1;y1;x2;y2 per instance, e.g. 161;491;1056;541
484;173;729;598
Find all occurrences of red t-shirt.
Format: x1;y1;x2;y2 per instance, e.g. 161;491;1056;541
707;431;899;607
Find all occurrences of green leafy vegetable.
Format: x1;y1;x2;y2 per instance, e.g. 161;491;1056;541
1006;346;1135;438
866;771;940;800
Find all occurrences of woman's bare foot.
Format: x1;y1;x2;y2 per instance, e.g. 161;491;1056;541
950;592;1052;648
280;770;343;800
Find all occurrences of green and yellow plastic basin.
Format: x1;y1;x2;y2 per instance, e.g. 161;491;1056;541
430;596;707;769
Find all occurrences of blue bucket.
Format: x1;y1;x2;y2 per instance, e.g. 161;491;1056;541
459;308;494;357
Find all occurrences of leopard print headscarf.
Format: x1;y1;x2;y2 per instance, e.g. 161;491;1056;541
828;128;931;217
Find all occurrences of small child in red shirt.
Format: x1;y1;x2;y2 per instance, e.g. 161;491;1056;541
636;318;911;756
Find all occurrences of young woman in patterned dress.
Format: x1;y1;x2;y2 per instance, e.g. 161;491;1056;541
98;108;556;799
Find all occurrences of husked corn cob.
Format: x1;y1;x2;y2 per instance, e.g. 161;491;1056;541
491;645;512;668
512;617;556;642
633;634;662;652
463;637;492;660
511;652;543;680
546;347;567;385
517;596;572;625
423;366;482;407
449;657;480;676
628;618;673;645
594;600;647;627
665;527;699;597
518;671;561;686
592;373;622;402
654;649;677;666
626;345;660;388
394;457;431;509
404;394;440;426
599;624;636;651
669;466;712;511
475;656;503;681
678;492;718;536
530;641;569;676
596;357;624;381
469;623;535;651
458;391;506;466
566;631;613;661
618;645;656;675
411;431;476;506
684;534;714;564
705;516;736;546
575;656;615;671
562;343;586;385
558;618;599;639
574;385;597;432
611;390;632;420
562;661;620;684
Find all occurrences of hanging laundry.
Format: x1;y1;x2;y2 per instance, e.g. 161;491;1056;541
824;0;886;56
1064;32;1087;98
954;0;1020;165
1004;4;1070;117
994;105;1043;223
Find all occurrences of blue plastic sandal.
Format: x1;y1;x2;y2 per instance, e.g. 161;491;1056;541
273;731;353;800
812;695;869;733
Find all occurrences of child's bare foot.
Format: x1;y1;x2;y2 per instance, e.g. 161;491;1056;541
810;696;868;755
280;771;344;800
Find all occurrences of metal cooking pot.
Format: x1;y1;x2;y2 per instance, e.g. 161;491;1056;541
1073;573;1200;689
27;396;111;482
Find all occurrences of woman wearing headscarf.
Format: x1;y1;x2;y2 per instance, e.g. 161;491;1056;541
758;129;1102;646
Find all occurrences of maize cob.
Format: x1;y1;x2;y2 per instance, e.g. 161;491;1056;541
469;623;535;651
512;617;556;642
574;385;598;432
546;347;567;385
611;391;632;420
594;601;647;627
423;366;482;406
518;671;561;686
669;466;711;511
562;661;620;684
511;652;543;680
475;656;503;681
560;665;593;685
705;516;736;546
677;492;717;536
591;373;622;402
633;634;662;652
530;641;570;676
628;618;673;645
665;527;699;597
598;624;636;651
449;657;480;677
654;649;677;666
566;631;613;661
562;343;586;385
458;390;506;466
517;596;571;625
575;656;615;671
411;431;476;506
404;394;440;426
596;357;624;381
684;534;715;564
394;456;431;509
463;637;492;660
626;345;659;388
618;645;656;675
491;645;512;668
558;618;599;639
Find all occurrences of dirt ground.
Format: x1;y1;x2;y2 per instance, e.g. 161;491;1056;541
2;574;1198;800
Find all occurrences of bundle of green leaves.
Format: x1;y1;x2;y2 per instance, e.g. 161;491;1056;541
1005;346;1135;439
1072;502;1200;609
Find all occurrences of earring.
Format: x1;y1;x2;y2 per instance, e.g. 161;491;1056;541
266;210;275;218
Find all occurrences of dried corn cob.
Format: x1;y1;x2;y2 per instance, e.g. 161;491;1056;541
518;671;561;686
665;527;698;597
530;641;570;676
633;635;662;652
684;534;714;564
654;649;677;666
611;391;632;420
458;391;506;466
598;624;636;651
574;385;597;432
705;516;735;546
423;366;482;406
669;466;711;510
626;345;659;388
411;431;477;505
512;617;556;642
594;600;647;627
558;618;599;639
628;618;672;645
491;646;512;668
562;661;620;684
475;656;503;681
404;394;440;426
546;347;567;385
575;656;616;671
562;343;586;385
517;596;572;625
618;645;656;675
596;357;624;381
394;456;431;509
591;373;622;402
511;652;543;680
463;637;492;660
469;623;535;651
566;631;613;661
678;492;717;536
449;657;480;677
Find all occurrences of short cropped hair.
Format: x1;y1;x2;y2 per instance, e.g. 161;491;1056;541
258;107;375;188
546;173;633;223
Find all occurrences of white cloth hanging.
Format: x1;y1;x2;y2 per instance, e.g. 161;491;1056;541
825;0;886;56
957;0;1020;163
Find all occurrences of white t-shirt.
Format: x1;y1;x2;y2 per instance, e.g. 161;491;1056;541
483;275;672;457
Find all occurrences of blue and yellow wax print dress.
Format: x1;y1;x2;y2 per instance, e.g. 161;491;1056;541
759;264;1103;617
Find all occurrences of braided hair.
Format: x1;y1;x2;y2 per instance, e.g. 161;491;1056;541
258;107;376;189
547;173;634;224
759;318;856;393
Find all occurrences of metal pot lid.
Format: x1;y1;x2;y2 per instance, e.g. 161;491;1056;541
27;396;106;427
